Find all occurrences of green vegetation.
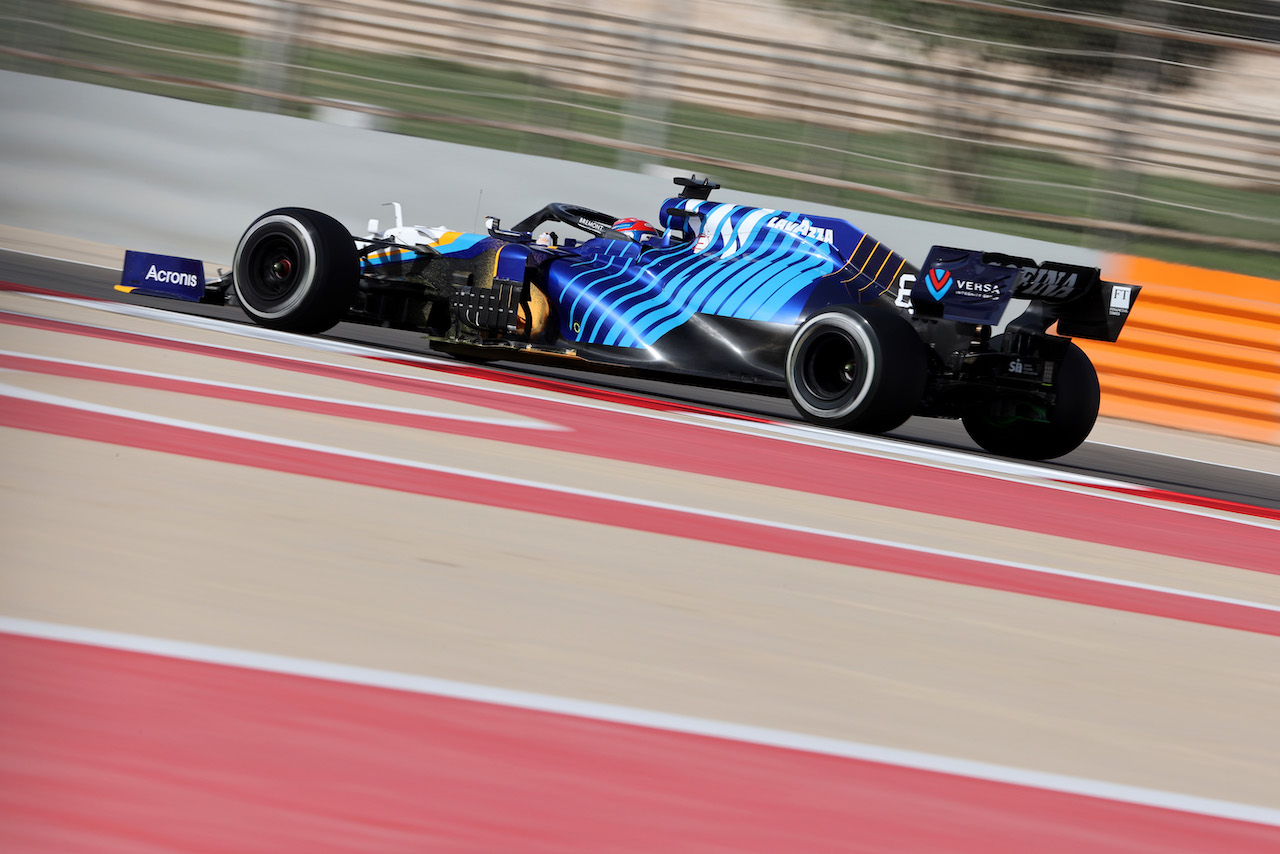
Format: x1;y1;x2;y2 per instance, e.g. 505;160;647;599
802;0;1270;85
5;2;1275;278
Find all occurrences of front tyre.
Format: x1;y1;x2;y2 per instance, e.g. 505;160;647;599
785;305;928;433
232;207;359;334
961;341;1100;460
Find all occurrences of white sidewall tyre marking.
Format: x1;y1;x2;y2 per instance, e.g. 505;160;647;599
233;215;319;321
786;311;878;421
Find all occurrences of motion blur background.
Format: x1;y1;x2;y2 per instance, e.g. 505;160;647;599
3;0;1278;279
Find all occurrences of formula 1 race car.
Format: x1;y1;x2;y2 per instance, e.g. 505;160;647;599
119;176;1140;460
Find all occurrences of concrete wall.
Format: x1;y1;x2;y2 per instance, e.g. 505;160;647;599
0;71;1100;270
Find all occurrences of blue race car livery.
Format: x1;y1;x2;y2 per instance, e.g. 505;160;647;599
124;176;1140;460
544;200;904;350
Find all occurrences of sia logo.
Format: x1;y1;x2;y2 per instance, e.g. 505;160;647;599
926;268;952;299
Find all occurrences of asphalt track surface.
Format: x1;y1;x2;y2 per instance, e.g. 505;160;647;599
2;247;1280;852
5;249;1278;511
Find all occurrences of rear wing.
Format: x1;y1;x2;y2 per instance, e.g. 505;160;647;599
910;247;1141;342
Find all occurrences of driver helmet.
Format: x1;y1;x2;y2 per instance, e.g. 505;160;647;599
612;217;657;241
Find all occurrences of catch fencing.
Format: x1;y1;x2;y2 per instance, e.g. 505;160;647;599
4;0;1279;444
6;0;1279;261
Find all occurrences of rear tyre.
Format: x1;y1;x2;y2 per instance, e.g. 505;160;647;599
232;207;359;334
961;340;1100;460
785;305;928;433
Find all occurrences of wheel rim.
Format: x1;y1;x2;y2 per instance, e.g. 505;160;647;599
803;330;861;402
246;234;301;303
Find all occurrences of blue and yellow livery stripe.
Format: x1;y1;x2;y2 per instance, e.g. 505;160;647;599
429;232;487;255
362;231;492;270
838;232;908;298
365;245;417;267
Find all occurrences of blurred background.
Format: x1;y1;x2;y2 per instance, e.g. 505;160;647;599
3;9;1280;848
2;0;1277;278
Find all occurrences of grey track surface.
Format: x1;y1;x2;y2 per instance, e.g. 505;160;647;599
4;241;1280;816
4;247;1277;513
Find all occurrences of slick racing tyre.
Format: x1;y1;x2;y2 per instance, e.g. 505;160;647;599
961;339;1100;460
785;305;927;434
233;207;359;334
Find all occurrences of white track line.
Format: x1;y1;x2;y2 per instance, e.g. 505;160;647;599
2;615;1278;828
0;349;562;431
7;295;1279;529
4;381;1278;616
1089;438;1280;478
10;292;456;364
